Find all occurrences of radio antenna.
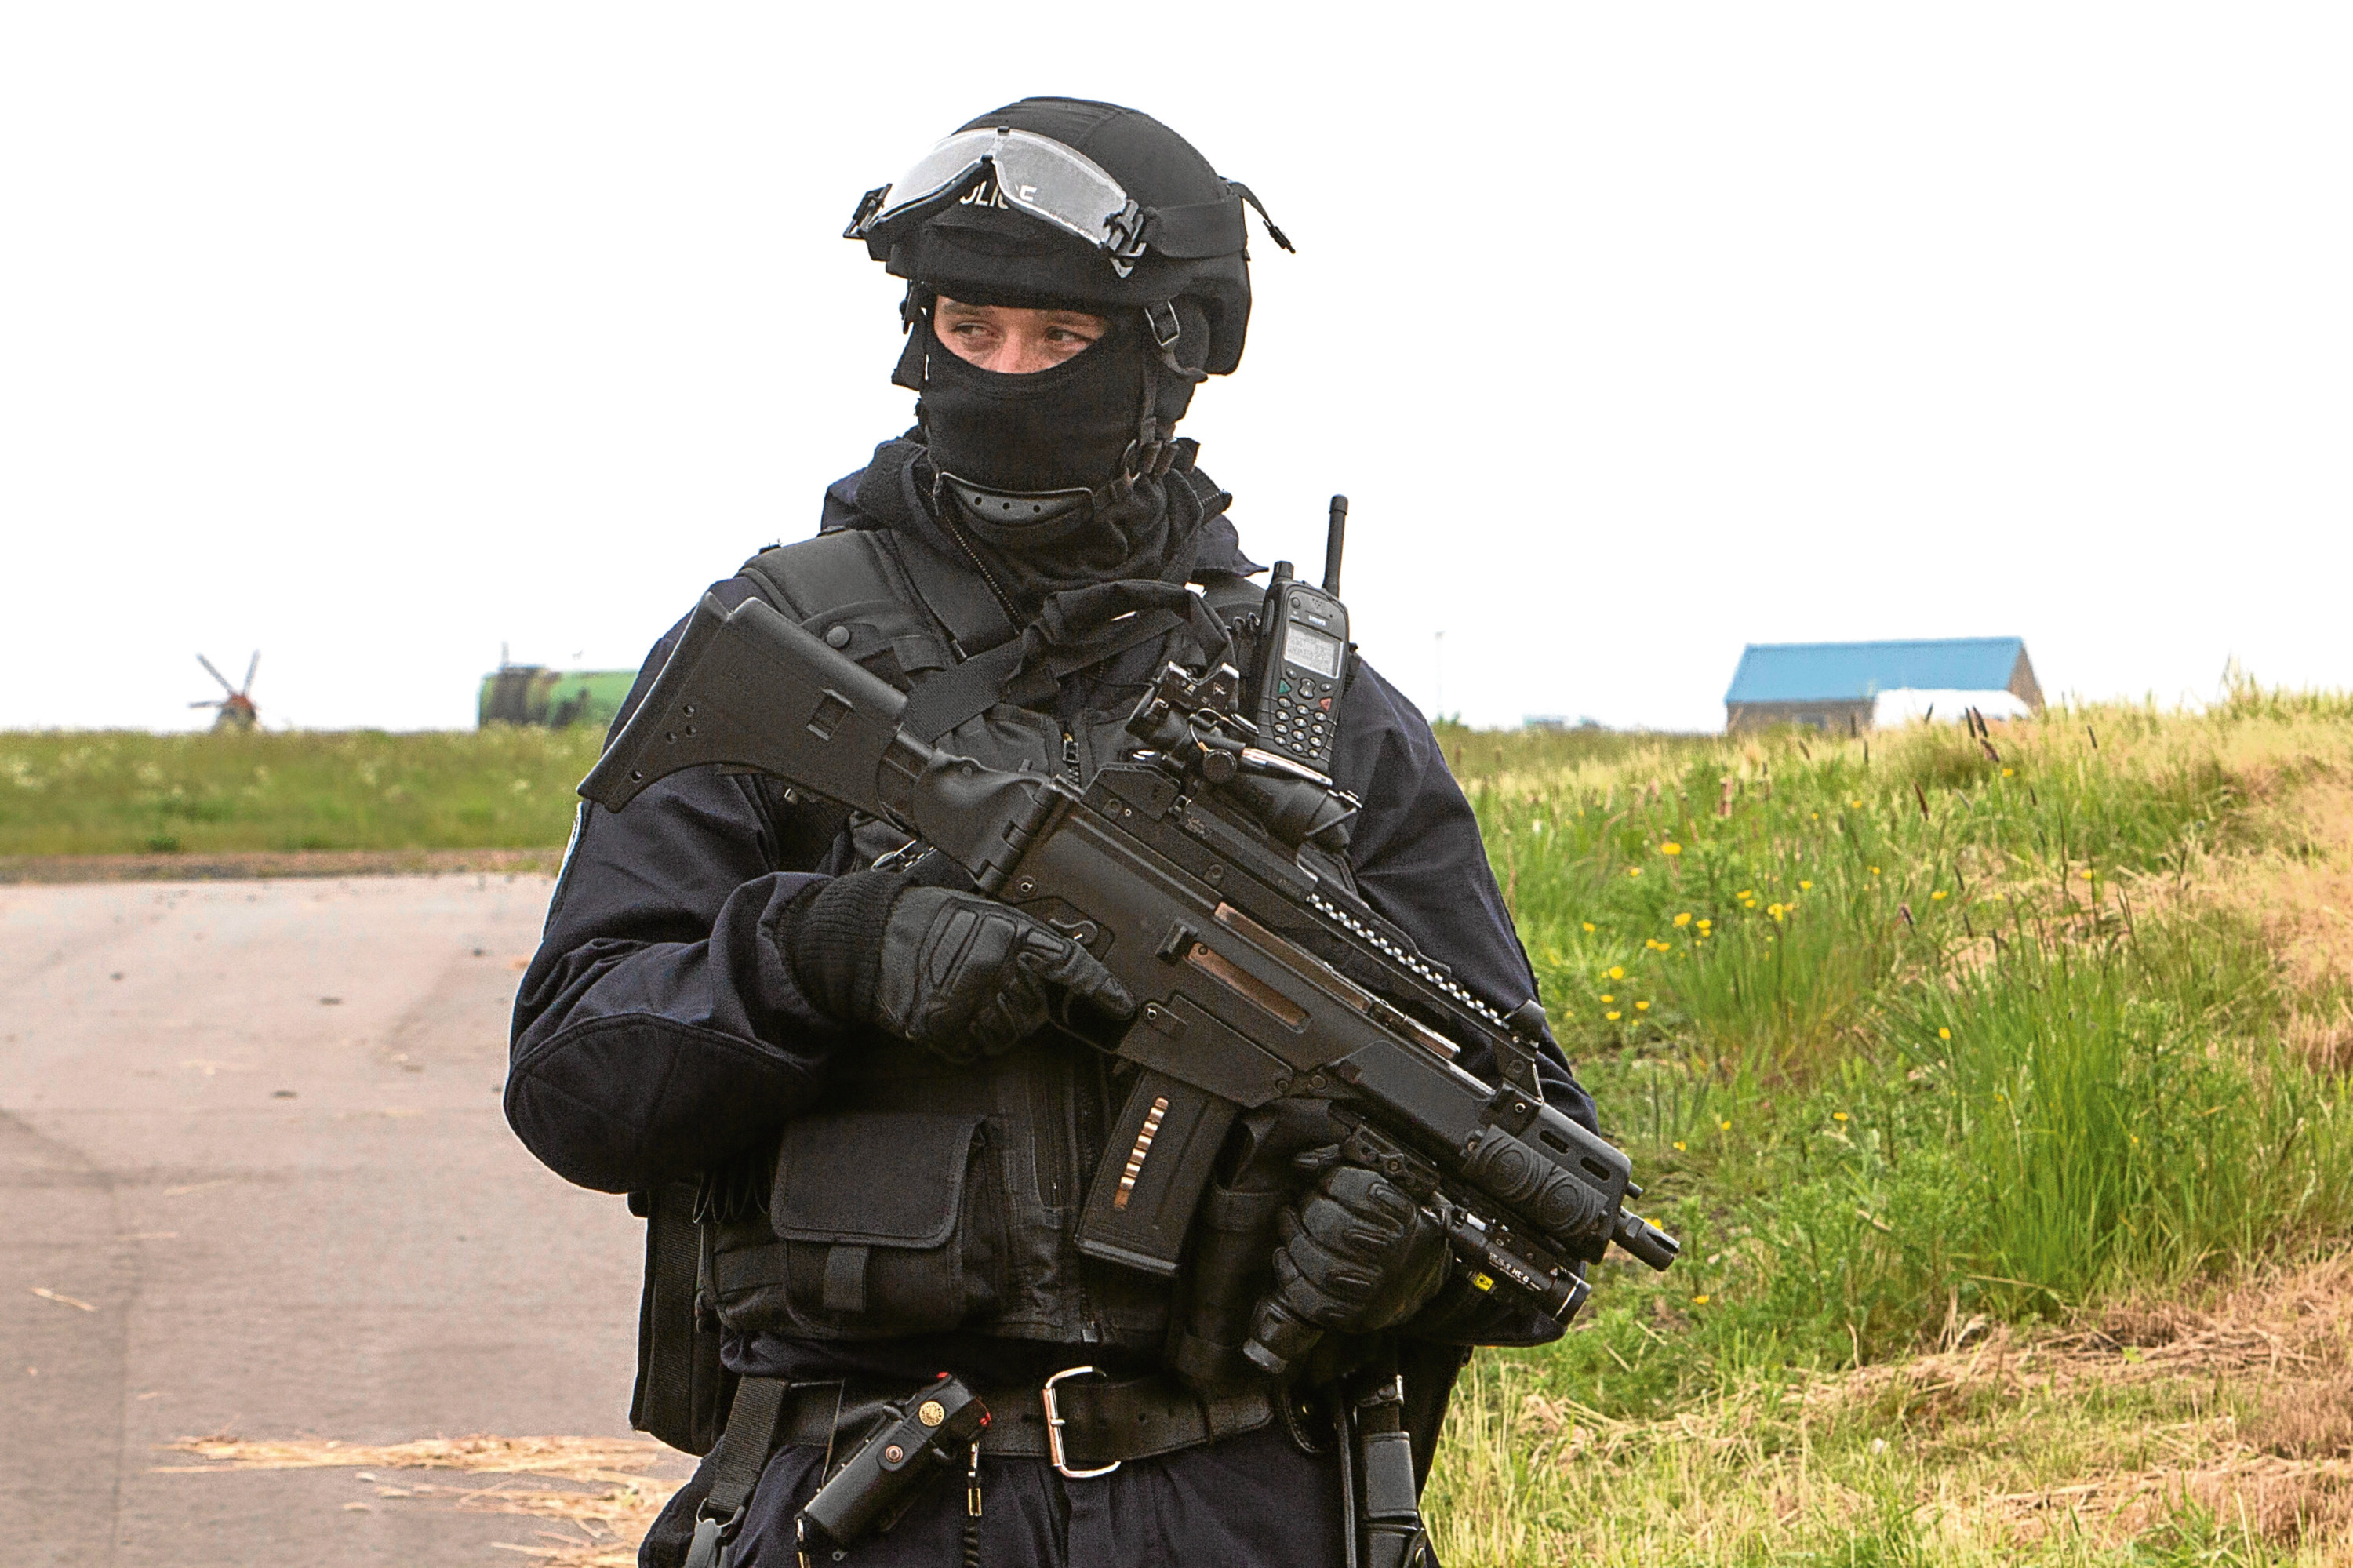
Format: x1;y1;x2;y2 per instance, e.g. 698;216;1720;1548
1321;495;1348;596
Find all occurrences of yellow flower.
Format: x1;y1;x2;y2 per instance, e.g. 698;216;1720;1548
1939;1027;1951;1040
1697;919;1712;930
1605;1011;1622;1021
1737;889;1753;898
1798;880;1813;891
1627;866;1642;878
1674;912;1692;927
1660;842;1682;857
2130;1134;2140;1146
2078;868;2094;881
1672;1141;1686;1151
1609;966;1624;980
1600;994;1614;1003
2002;767;2014;777
1869;866;1881;875
1849;799;1862;809
1635;1001;1650;1012
1930;890;1947;901
1831;1111;1849;1122
1581;922;1596;933
1767;902;1785;920
1693;1293;1711;1305
1718;1119;1732;1131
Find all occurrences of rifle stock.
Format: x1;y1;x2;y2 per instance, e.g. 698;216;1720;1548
581;593;915;821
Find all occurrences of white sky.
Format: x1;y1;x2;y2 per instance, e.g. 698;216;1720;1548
3;4;2348;733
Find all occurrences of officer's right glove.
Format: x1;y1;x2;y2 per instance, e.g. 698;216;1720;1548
781;870;1135;1064
1243;1150;1451;1375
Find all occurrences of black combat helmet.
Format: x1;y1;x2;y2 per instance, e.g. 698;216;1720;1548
849;97;1289;508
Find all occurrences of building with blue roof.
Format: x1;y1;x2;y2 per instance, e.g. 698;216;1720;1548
1724;638;2042;733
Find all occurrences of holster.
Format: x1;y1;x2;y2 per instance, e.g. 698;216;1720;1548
1338;1352;1439;1568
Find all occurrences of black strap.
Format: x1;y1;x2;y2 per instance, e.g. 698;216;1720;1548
681;1376;791;1568
766;1372;1271;1467
893;518;1020;660
663;1368;1271;1568
1140;194;1248;259
898;636;1031;744
901;586;1224;744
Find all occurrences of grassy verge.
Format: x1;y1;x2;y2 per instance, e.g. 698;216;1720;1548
0;728;601;856
13;698;2353;1559
1427;693;2353;1563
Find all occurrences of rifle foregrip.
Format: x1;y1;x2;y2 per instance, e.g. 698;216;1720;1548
580;592;916;817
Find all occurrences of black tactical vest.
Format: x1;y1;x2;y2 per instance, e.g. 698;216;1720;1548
693;520;1318;1359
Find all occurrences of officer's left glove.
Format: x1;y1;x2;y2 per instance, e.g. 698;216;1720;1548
780;870;1134;1064
1245;1151;1449;1374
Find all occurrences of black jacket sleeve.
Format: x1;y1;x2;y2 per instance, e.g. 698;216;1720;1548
1324;660;1598;1349
504;579;853;1194
1329;657;1596;1136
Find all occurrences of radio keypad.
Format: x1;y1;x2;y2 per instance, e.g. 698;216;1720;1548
1268;667;1332;761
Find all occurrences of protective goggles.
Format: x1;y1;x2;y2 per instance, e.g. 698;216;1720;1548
846;127;1151;274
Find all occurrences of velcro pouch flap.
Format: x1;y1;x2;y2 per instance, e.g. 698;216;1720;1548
772;1111;984;1249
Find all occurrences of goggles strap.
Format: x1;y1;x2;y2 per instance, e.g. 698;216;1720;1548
1227;181;1295;253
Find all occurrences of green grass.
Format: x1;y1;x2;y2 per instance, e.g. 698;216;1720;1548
0;728;602;855
1428;693;2353;1562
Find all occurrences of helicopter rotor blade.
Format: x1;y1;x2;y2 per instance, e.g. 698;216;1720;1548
197;653;235;694
241;651;260;694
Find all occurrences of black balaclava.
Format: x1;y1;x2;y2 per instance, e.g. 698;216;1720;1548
916;310;1151;496
902;298;1203;617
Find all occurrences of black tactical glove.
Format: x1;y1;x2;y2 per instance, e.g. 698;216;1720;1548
1244;1150;1450;1375
782;870;1135;1064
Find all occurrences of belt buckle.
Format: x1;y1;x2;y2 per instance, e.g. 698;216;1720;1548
1041;1366;1120;1479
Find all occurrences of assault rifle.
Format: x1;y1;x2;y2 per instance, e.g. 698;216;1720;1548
580;594;1678;1368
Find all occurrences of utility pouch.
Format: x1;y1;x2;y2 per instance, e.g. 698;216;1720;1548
769;1111;1003;1337
1169;1181;1286;1388
629;1181;736;1457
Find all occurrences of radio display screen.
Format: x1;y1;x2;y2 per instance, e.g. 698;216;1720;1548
1286;624;1344;679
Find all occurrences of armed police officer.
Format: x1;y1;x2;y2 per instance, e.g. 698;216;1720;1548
508;97;1600;1568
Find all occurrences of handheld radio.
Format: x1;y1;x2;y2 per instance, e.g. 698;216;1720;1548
1249;495;1352;773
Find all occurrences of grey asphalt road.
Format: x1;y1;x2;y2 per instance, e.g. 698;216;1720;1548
1;873;668;1565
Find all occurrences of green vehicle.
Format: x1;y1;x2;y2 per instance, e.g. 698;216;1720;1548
477;664;636;730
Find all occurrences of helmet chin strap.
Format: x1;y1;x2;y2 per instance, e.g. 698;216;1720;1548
901;288;1205;522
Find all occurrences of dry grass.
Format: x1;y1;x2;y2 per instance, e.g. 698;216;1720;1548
1430;1254;2353;1564
157;1433;687;1566
2196;771;2353;1074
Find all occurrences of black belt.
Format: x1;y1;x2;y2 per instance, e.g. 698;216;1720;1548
776;1367;1274;1475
